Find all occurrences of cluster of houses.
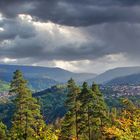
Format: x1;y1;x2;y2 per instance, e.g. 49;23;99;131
0;91;11;103
110;85;140;97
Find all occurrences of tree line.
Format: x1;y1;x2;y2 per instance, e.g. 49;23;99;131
0;70;140;140
60;79;140;140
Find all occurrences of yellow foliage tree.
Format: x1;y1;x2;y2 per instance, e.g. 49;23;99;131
104;99;140;140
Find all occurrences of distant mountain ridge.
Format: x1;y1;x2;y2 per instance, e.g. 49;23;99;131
106;73;140;85
1;64;140;90
0;64;96;90
87;66;140;84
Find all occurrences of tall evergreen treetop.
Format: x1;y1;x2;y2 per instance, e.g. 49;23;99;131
61;79;80;140
10;70;28;95
78;82;93;107
91;83;107;111
65;78;80;111
9;70;50;140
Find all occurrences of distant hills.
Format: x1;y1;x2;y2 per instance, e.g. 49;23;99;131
106;73;140;86
0;64;96;91
0;80;9;92
33;85;67;123
87;66;140;84
1;64;140;91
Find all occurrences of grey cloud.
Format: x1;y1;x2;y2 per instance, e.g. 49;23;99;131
0;18;36;41
0;37;119;61
0;0;140;26
0;0;34;18
1;21;140;62
84;23;140;59
0;37;44;59
24;0;140;26
49;44;112;61
0;0;140;73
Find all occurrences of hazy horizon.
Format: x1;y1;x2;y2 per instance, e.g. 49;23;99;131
1;63;140;75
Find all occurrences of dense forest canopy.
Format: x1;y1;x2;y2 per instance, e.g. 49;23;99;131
0;70;140;140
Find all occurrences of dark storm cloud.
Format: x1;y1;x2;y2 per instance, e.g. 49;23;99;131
0;34;126;61
49;43;114;61
0;18;36;41
0;40;96;61
0;30;112;61
0;0;34;18
84;23;140;59
0;0;140;71
0;0;140;26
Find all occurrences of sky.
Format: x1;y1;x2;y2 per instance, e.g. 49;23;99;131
0;0;140;74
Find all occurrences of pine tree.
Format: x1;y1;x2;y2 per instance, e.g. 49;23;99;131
60;111;73;140
9;70;49;140
77;82;93;140
91;83;108;139
0;121;7;140
77;82;108;140
60;79;80;140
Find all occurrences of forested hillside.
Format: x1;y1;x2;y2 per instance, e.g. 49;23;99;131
0;70;140;140
34;85;67;123
0;80;9;92
0;64;96;91
106;73;140;85
87;67;140;84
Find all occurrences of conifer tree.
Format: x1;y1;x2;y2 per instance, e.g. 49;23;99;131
77;82;108;140
9;70;49;140
60;111;73;140
0;121;7;140
77;82;93;140
91;83;108;139
60;79;80;140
